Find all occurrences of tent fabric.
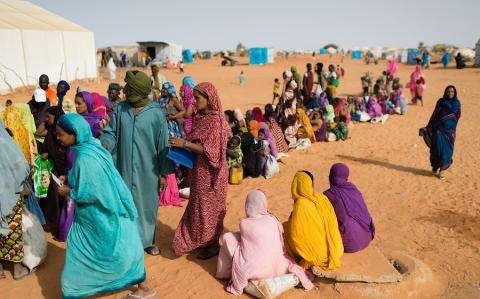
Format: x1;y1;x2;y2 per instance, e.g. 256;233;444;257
0;0;97;94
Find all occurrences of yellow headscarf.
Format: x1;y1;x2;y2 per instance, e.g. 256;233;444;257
285;171;343;270
296;108;316;143
2;105;35;164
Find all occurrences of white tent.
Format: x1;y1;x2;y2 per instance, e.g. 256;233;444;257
0;0;97;94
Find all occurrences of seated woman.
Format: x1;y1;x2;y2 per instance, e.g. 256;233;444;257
216;190;313;295
324;163;375;253
241;132;262;178
284;171;343;270
310;111;327;142
263;104;289;153
297;108;316;143
330;115;349;141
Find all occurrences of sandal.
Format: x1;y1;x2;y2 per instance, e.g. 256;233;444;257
144;246;161;256
124;290;157;299
438;172;445;180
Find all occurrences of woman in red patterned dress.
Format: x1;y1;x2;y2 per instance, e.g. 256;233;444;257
170;82;229;260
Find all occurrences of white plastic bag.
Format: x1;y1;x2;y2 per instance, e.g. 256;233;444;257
22;209;47;272
245;273;300;299
264;155;279;179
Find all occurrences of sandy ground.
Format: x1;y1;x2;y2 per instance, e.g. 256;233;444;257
1;55;480;299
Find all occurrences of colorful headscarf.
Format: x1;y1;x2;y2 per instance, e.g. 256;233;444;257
189;82;228;172
182;76;196;90
297;108;316;142
163;82;177;98
285;171;344;270
180;84;194;107
252;107;265;122
249;120;260;139
124;70;151;108
259;122;278;157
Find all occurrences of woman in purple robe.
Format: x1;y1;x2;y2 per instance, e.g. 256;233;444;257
422;85;461;179
324;163;375;253
365;96;383;118
74;91;103;138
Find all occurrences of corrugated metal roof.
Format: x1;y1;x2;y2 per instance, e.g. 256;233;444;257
0;0;90;32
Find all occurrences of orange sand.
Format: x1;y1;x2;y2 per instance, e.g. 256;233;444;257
1;55;479;298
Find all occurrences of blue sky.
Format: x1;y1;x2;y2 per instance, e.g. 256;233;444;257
30;0;479;50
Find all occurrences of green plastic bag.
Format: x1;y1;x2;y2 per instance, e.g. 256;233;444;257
33;155;53;198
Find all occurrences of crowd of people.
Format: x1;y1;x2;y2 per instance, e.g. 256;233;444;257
0;55;461;297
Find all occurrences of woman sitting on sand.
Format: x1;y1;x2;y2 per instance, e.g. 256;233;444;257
216;190;314;295
284;171;344;270
56;114;152;299
324;163;375;253
421;85;461;179
264;104;289;153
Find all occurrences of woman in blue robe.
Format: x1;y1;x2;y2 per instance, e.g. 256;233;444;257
56;114;154;299
422;85;461;179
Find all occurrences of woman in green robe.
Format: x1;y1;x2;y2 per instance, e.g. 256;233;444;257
57;113;154;299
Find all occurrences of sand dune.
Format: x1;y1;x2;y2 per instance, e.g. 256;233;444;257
1;55;479;298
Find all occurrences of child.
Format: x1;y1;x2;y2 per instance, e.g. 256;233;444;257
239;71;245;86
227;135;243;168
413;79;424;106
331;115;348;141
272;78;281;104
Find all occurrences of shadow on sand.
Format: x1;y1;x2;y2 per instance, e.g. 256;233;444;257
36;241;66;299
336;154;433;177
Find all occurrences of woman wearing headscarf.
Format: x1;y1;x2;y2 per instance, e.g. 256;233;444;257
248;119;260;139
159;82;186;137
241;131;263;178
56;114;152;299
258;123;278;172
386;58;398;77
74;91;104;138
2;103;34;164
13;103;38;162
182;76;196;90
0;121;31;280
56;80;71;110
233;108;247;128
421;85;461;179
180;82;196;135
324;163;375;253
170;82;229;260
406;64;427;103
365;96;383;119
296;108;316;143
264;104;289;153
334;98;351;126
101;70;174;256
216;190;314;295
38;106;66;236
252;107;265;123
90;92;108;118
284;171;344;270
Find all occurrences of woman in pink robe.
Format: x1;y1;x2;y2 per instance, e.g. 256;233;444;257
216;190;314;295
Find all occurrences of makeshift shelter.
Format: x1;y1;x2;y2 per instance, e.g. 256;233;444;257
182;49;194;63
352;50;362;59
137;41;183;66
319;48;326;55
0;0;97;94
249;47;274;65
475;39;480;67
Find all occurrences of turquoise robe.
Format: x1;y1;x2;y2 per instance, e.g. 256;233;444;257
59;113;145;299
101;101;174;248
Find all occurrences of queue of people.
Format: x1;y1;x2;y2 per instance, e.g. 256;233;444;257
0;58;461;297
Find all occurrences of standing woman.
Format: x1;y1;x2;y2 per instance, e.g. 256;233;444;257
422;85;461;179
171;82;228;260
0;121;31;280
180;82;196;135
56;114;152;299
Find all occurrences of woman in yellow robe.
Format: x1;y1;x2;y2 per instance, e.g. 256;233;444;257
296;108;316;143
285;171;344;270
2;105;35;164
